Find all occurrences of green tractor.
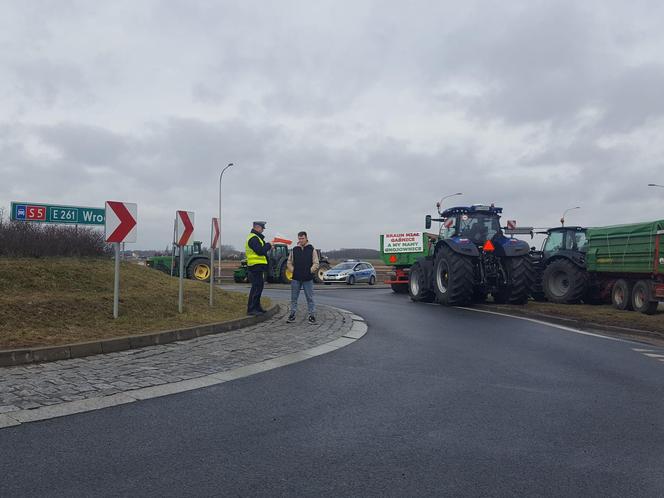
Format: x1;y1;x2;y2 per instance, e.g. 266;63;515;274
233;243;331;284
146;241;212;282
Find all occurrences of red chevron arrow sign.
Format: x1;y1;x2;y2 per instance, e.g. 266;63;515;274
176;210;195;246
105;201;137;243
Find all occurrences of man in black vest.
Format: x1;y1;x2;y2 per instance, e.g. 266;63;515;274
286;231;320;323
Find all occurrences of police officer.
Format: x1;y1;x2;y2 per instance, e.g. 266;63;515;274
245;221;271;315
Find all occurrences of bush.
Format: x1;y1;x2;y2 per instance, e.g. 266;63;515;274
0;209;111;257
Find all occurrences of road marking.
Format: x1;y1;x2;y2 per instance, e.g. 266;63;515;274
632;348;658;352
457;307;625;342
642;353;664;358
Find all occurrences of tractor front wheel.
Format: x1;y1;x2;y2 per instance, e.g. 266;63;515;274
280;264;293;284
315;264;330;284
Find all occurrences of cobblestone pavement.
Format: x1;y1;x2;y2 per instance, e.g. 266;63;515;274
0;304;352;415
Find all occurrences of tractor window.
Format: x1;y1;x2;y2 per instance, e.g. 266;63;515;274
574;232;587;251
439;218;456;239
543;231;563;253
459;214;501;244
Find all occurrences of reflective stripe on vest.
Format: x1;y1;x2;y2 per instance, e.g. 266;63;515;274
245;233;268;266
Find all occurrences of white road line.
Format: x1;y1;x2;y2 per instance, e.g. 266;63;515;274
642;353;664;358
632;348;658;352
457;306;626;342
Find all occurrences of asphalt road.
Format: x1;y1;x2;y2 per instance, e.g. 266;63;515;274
2;287;663;497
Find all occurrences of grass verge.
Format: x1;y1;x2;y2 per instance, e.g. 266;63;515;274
484;300;664;335
0;258;269;349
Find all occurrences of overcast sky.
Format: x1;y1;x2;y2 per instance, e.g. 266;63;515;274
2;0;664;251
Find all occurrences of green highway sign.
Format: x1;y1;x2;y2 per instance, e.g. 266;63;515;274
10;201;105;226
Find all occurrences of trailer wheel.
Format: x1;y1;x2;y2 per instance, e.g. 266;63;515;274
631;280;658;314
611;279;633;311
433;246;473;306
408;262;434;303
390;283;408;294
542;259;587;304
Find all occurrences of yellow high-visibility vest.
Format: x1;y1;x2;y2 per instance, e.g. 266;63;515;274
245;233;268;266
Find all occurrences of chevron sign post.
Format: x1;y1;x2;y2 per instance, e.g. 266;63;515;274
175;210;195;313
105;201;138;319
210;217;220;306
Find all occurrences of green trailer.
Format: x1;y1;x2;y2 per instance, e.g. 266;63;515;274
584;220;664;313
379;232;436;293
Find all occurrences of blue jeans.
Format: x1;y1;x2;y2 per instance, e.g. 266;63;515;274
290;279;315;315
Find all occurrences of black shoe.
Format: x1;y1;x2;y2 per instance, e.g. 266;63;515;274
248;310;264;316
286;313;296;323
258;307;268;313
308;315;316;324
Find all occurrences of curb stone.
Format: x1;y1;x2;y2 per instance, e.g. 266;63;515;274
0;307;367;429
0;305;280;368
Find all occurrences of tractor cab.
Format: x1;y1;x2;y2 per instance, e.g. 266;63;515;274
182;241;205;258
268;243;290;262
539;227;587;260
427;205;504;247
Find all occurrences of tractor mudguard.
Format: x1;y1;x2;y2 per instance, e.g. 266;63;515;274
437;239;479;257
544;254;586;270
498;238;531;257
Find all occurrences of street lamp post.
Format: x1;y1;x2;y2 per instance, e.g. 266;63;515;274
218;162;235;282
560;206;580;226
437;192;463;215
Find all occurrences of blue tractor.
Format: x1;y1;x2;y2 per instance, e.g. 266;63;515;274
408;204;535;306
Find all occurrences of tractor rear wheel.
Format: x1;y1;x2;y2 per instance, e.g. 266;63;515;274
500;256;535;305
542;259;587;304
187;259;211;282
408;262;434;303
433;246;474;306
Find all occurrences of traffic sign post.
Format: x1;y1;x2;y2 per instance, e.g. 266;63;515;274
175;211;195;313
11;202;105;225
210;217;220;306
105;202;138;319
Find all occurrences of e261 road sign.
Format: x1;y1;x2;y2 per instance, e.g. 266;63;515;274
10;202;105;225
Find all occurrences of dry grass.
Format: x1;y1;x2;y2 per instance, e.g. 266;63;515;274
0;258;268;349
487;300;664;334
